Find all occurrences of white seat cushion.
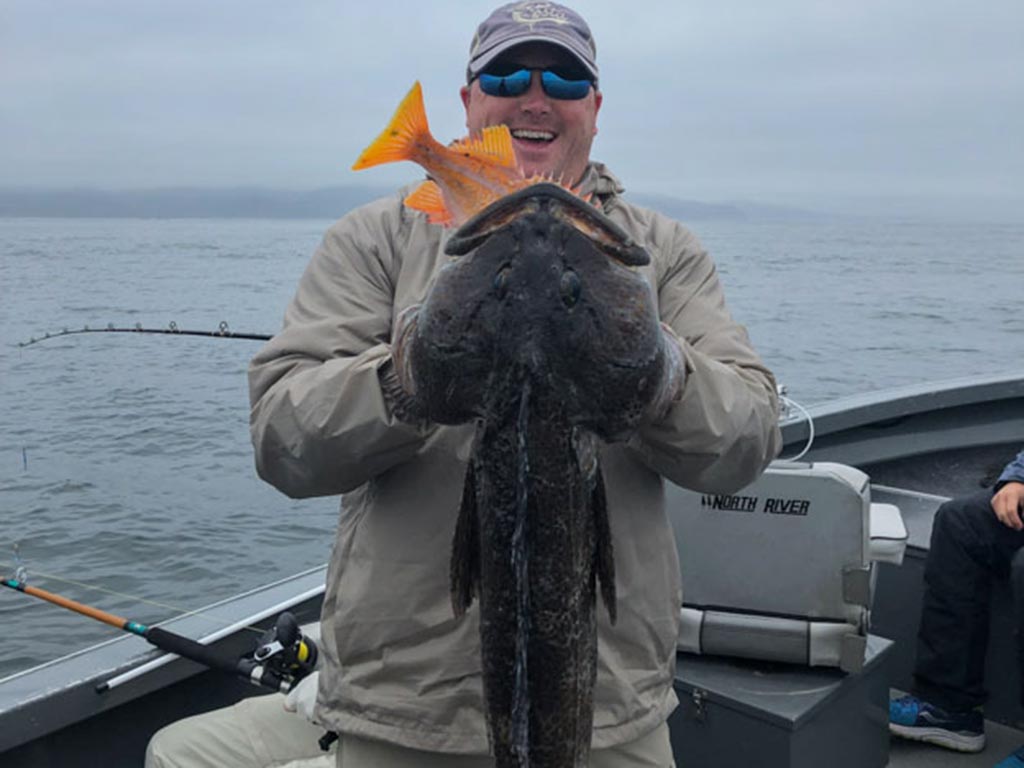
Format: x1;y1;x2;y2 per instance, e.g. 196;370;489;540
869;503;908;565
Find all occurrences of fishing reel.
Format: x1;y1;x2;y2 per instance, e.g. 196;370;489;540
244;611;319;693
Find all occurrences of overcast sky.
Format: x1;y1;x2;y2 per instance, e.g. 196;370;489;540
4;1;1023;218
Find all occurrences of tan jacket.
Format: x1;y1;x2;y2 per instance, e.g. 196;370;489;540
248;164;781;753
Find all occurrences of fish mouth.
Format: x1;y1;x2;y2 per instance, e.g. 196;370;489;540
510;128;556;143
445;183;650;267
605;354;660;371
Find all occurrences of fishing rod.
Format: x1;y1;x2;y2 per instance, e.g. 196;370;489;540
17;321;272;348
1;575;317;694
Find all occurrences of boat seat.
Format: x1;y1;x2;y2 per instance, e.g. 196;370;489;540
670;460;908;673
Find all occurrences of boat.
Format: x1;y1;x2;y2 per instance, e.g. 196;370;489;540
1;370;1022;767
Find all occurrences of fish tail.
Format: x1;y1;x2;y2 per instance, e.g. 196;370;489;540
351;81;431;170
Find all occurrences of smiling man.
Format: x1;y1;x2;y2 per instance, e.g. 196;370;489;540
460;33;601;184
148;3;780;768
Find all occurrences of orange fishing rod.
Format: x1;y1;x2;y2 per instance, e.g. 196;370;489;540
2;575;316;694
2;576;147;633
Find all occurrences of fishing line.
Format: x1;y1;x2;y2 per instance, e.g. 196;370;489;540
9;321;299;650
0;558;265;636
17;321;271;348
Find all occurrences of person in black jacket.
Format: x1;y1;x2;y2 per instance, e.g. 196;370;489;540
890;448;1024;768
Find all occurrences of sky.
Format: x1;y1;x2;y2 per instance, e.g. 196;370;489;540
3;0;1023;219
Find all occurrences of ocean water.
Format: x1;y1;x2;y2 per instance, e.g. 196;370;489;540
1;212;1022;679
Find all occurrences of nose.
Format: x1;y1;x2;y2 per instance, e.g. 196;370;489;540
519;71;550;114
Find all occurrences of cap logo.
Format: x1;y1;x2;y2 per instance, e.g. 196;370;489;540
511;2;573;29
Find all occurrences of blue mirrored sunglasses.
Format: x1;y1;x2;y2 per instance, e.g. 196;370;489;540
477;68;593;101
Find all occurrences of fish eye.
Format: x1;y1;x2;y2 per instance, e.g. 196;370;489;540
559;270;581;308
494;266;511;298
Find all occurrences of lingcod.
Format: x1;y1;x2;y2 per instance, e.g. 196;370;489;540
396;183;668;767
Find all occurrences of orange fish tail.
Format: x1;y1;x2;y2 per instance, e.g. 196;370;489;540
352;81;431;171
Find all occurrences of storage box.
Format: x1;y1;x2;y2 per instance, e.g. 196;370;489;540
668;635;893;768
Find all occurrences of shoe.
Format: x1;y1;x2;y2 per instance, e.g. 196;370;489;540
995;745;1024;767
889;694;986;752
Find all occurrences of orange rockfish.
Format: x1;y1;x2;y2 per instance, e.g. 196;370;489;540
352;81;579;227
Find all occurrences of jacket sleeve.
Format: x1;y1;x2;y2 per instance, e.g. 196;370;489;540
248;199;436;499
629;219;782;494
997;450;1024;489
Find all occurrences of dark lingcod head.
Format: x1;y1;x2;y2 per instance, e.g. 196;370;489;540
410;183;667;439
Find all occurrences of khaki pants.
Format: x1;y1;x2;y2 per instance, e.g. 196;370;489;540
146;692;675;768
145;694;331;768
336;722;675;767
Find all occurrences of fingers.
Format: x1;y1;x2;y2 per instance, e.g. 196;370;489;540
641;324;686;425
391;305;422;396
992;482;1024;530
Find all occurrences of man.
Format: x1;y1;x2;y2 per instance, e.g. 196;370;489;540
149;3;780;766
890;448;1024;768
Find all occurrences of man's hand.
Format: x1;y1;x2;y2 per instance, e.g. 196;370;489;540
391;305;422;397
283;671;320;725
380;305;432;425
991;482;1024;530
642;323;686;424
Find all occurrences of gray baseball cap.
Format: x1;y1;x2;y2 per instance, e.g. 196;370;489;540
467;2;598;84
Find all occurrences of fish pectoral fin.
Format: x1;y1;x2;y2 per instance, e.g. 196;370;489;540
592;464;617;625
450;462;481;617
404;180;455;226
449;124;517;168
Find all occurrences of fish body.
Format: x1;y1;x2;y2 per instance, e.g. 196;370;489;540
351;82;579;227
400;184;666;766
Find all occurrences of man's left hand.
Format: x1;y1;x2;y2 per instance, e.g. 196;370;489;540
642;323;686;424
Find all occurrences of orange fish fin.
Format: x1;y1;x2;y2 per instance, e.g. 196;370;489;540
449;125;517;168
352;81;430;171
404;180;455;226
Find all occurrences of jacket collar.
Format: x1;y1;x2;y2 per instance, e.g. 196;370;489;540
577;162;624;210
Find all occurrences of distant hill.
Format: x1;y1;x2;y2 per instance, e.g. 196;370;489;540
627;192;828;222
0;186;394;219
0;185;819;221
626;192;745;221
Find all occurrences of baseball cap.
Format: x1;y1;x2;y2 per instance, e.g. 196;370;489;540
467;2;598;83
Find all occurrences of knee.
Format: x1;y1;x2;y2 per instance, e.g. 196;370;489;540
932;493;990;540
931;499;967;543
144;723;178;768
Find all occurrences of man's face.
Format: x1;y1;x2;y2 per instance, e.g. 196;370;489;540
461;42;602;185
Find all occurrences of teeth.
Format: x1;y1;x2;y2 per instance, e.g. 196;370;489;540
511;129;555;141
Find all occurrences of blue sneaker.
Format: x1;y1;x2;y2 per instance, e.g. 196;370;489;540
889;694;985;752
995;745;1024;767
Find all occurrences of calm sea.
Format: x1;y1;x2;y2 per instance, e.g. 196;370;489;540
1;212;1022;679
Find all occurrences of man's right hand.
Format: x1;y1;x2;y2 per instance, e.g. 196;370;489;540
391;304;422;398
992;481;1024;530
283;671;321;725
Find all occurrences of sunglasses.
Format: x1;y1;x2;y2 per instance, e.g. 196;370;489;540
476;68;593;101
